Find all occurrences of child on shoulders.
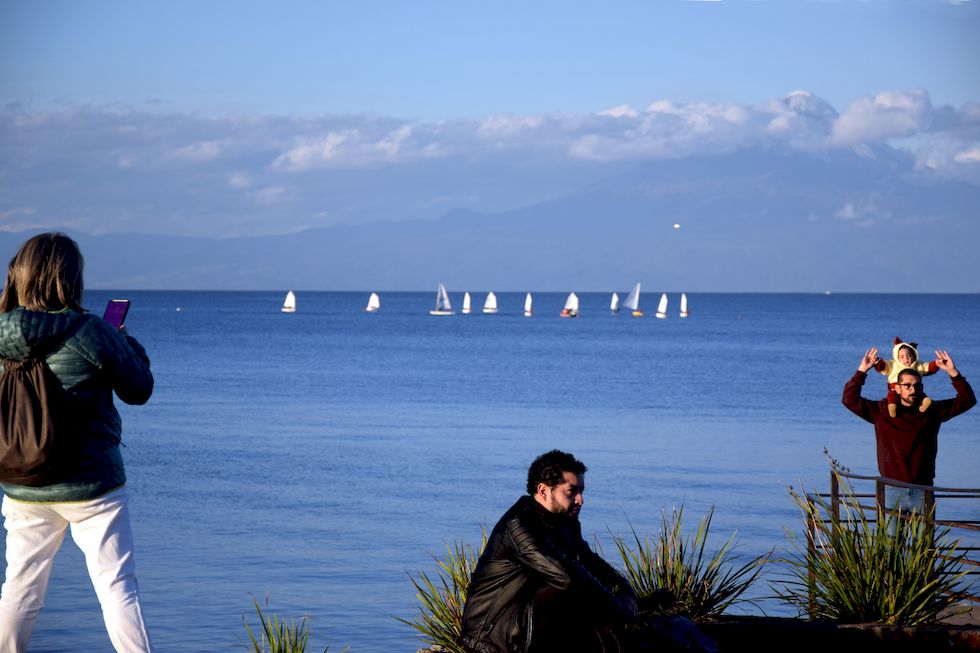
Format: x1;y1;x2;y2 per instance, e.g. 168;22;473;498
875;337;938;417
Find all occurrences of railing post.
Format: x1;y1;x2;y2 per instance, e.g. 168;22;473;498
807;493;817;617
924;487;935;519
924;487;936;550
876;479;885;517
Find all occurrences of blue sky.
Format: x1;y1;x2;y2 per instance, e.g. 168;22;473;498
3;1;978;119
1;0;979;241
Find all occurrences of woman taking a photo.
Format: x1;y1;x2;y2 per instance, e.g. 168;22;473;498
0;232;155;652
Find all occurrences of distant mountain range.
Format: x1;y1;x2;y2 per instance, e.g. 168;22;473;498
2;145;977;292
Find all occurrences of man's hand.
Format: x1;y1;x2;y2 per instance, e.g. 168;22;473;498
935;350;960;377
858;347;880;373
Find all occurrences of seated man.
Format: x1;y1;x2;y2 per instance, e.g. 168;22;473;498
460;450;642;653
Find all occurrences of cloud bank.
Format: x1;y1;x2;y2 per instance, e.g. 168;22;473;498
1;90;977;237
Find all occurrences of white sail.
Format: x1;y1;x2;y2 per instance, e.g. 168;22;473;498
430;283;454;315
365;292;380;313
524;292;533;316
623;283;641;313
564;293;579;311
610;292;620;313
656;293;668;319
281;291;296;313
462;292;472;314
680;293;688;318
483;291;498;314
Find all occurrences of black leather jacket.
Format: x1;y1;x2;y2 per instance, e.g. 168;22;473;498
460;496;637;653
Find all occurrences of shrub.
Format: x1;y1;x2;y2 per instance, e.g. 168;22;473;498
242;596;347;653
611;506;770;620
399;531;487;653
773;473;972;625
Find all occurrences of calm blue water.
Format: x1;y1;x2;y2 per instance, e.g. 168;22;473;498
4;291;979;652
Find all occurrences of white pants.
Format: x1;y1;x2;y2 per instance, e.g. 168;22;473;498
0;488;154;653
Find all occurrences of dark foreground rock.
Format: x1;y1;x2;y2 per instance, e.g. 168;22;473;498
415;616;980;652
701;616;980;652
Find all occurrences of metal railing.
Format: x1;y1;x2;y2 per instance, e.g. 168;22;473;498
807;469;980;612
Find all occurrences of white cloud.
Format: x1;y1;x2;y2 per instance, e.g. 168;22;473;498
249;186;288;204
271;125;439;170
0;207;40;232
477;114;544;137
274;132;349;170
228;172;253;189
2;92;977;238
832;90;931;146
598;105;640;119
170;140;223;162
954;148;980;163
569;98;773;161
835;202;861;220
834;197;891;227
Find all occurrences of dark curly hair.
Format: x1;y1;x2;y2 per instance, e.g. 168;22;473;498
897;368;923;383
526;450;587;495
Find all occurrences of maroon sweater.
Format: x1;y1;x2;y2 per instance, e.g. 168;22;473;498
842;371;976;485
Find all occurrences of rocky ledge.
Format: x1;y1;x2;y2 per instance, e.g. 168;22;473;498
415;616;980;652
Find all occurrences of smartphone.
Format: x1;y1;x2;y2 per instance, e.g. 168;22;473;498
103;299;130;329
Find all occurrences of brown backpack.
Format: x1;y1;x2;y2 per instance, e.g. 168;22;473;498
0;350;71;486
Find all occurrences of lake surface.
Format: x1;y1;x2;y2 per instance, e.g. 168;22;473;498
4;291;979;652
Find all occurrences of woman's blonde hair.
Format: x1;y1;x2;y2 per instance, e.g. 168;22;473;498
0;232;84;313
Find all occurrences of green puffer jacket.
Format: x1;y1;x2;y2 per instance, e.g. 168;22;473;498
0;307;153;502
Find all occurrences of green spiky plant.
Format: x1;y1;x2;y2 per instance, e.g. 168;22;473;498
611;506;771;620
773;472;972;625
242;596;347;653
399;531;487;653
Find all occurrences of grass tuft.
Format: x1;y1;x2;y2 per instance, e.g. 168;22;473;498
242;596;347;653
773;472;972;625
398;530;487;653
611;506;770;621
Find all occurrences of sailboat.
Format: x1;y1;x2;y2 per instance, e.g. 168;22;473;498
365;292;380;313
483;291;499;314
524;292;533;317
462;292;472;314
680;293;689;318
623;283;643;317
430;283;454;316
281;291;296;313
655;293;668;319
610;292;620;314
560;292;579;318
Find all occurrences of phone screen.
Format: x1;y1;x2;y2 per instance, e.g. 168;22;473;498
103;299;130;329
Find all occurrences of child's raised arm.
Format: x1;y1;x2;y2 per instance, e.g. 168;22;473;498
858;347;880;373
